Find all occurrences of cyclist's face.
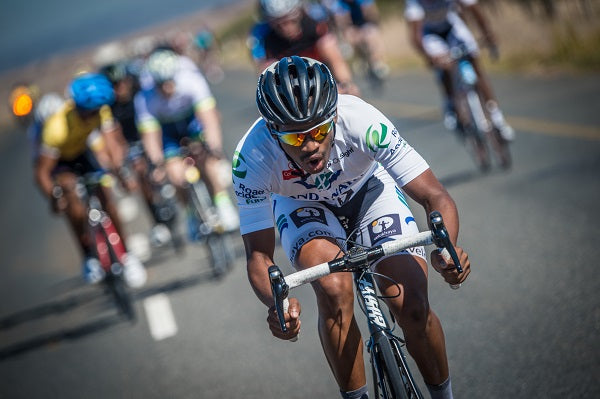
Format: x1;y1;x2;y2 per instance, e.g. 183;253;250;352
269;11;302;39
76;107;99;120
276;116;336;175
158;80;176;98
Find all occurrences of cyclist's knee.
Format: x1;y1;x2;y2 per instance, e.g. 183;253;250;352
396;292;431;333
165;158;186;188
315;274;355;321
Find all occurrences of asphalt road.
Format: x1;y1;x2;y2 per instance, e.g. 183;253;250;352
0;67;598;399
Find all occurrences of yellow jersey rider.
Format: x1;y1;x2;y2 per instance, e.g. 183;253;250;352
34;73;147;287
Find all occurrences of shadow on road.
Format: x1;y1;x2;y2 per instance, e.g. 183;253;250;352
437;168;499;188
0;314;123;360
0;268;222;361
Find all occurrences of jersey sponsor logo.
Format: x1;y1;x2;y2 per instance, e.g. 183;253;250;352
368;214;401;244
232;151;247;179
294;169;342;190
405;216;416;225
389;138;408;155
406;246;426;258
358;278;387;328
365;123;391;152
288;229;335;263
326;147;354;168
291;192;321;201
235;182;267;204
282;163;304;180
276;214;289;235
290;207;328;228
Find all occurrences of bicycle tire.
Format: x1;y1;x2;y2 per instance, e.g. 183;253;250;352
488;129;512;170
464;91;491;172
371;333;409;399
389;337;424;399
206;233;231;278
106;272;136;322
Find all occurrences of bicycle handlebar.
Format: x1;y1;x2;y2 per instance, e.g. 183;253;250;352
269;211;462;334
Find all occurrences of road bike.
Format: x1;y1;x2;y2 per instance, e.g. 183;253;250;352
76;172;137;321
125;141;183;253
147;162;184;252
269;211;462;399
448;44;512;171
180;140;235;278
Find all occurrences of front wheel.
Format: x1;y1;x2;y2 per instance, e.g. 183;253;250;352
371;334;409;399
105;270;136;322
206;233;233;278
488;128;512;170
371;334;424;399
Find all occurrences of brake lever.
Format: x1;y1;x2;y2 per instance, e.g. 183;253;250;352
429;211;463;274
268;265;289;333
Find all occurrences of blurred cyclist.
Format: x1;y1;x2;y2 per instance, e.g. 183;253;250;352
405;0;515;141
248;0;360;95
28;92;66;164
34;73;147;287
134;49;239;233
99;61;173;246
325;0;389;82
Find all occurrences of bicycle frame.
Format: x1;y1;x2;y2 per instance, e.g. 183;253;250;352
76;174;136;321
447;44;512;170
180;148;234;278
269;211;460;399
356;271;423;399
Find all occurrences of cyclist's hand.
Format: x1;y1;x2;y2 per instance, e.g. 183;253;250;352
430;54;452;70
50;186;67;214
50;195;68;214
430;246;471;286
151;164;167;184
267;297;301;340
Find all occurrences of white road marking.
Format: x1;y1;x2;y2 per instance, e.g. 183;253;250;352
143;294;178;341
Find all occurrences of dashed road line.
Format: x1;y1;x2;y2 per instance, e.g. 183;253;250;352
143;294;178;341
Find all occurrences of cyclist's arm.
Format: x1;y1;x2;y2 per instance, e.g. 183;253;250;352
134;93;164;165
407;18;428;61
101;121;129;169
34;153;59;198
194;99;223;155
361;1;380;24
401;169;459;244
463;1;496;47
316;33;359;95
243;227;278;307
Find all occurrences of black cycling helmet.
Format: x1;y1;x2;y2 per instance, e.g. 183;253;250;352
256;56;338;132
99;61;129;85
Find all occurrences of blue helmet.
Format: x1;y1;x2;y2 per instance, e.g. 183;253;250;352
69;73;115;110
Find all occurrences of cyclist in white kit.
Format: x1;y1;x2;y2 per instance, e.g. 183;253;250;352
233;56;471;399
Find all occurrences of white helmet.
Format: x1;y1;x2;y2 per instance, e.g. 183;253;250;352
34;92;64;123
145;49;179;83
259;0;302;19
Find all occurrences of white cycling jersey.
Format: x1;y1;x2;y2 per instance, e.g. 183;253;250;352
404;0;477;32
134;56;216;132
233;94;429;236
